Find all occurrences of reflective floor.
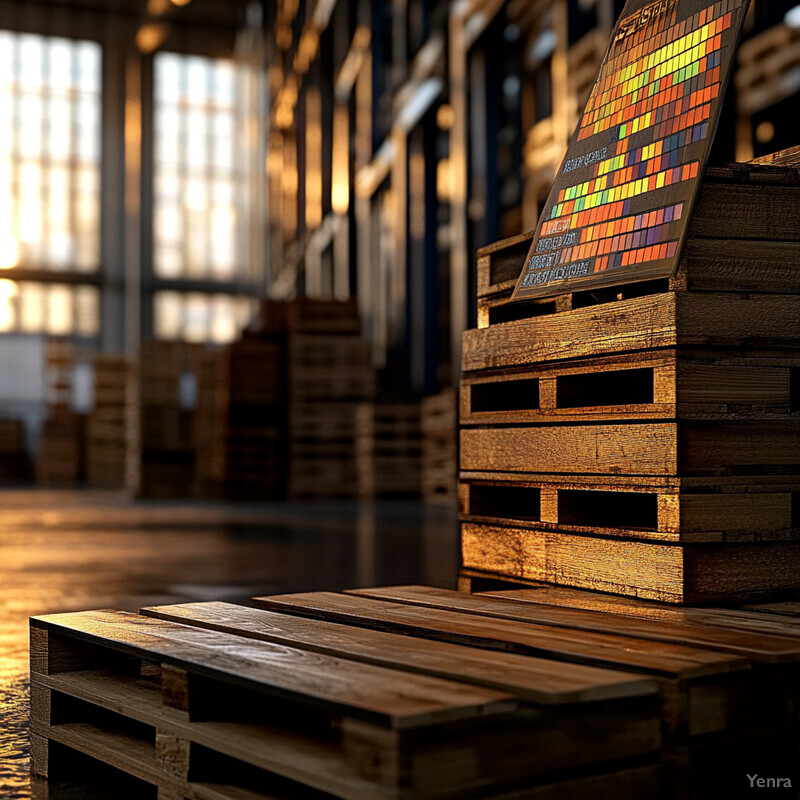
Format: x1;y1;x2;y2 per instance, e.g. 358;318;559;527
0;489;459;799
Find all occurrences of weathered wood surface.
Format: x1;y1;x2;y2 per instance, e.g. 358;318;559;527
461;524;800;604
461;421;800;476
463;294;678;370
30;610;514;729
345;586;800;663
251;592;743;679
481;586;800;638
675;238;800;293
742;602;800;617
140;601;655;705
689;181;800;240
464;292;800;372
460;424;677;475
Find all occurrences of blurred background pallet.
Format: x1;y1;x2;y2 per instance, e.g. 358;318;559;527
356;402;423;499
421;389;458;505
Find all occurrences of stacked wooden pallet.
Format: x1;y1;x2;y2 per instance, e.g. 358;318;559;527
460;161;800;604
86;356;128;488
30;589;665;799
356;402;423;499
37;340;83;486
127;341;196;499
0;417;26;483
212;337;285;501
36;413;85;486
286;305;375;500
421;389;458;504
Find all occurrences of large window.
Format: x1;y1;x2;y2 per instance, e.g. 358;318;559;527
0;31;101;336
154;53;242;281
0;32;101;272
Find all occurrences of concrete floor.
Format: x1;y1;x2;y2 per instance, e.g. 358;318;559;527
0;489;459;799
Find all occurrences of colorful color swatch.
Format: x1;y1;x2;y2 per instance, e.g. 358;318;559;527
513;0;748;299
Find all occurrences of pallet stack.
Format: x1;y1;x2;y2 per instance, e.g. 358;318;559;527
356;402;423;499
212;336;285;500
86;356;128;488
37;340;84;486
459;160;800;604
127;341;196;499
0;418;27;483
285;300;375;500
421;388;458;504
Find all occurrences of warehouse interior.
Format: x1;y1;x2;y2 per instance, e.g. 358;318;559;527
1;0;800;795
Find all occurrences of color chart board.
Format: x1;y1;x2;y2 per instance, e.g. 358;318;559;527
512;0;749;300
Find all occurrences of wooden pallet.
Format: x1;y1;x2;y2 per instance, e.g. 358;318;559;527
356;403;424;499
31;596;663;799
421;391;458;503
250;298;362;336
36;413;85;486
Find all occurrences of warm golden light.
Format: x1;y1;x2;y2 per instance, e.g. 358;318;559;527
409;153;425;240
331;104;349;215
436;104;454;130
0;278;18;332
436;158;451;202
756;120;775;144
147;0;171;14
169;0;192;6
0;238;19;269
136;23;170;53
305;89;323;230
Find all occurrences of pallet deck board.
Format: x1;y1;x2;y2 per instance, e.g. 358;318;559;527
30;610;516;729
345;586;800;663
251;592;744;679
482;586;800;638
140;601;656;705
461;524;800;603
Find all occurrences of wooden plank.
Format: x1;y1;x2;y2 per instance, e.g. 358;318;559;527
679;421;800;472
742;603;800;618
140;601;656;705
461;523;800;604
677;238;800;294
344;586;800;663
460;424;677;475
689;182;800;240
462;293;677;371
676;293;800;344
481;586;800;638
251;592;744;679
30;610;515;729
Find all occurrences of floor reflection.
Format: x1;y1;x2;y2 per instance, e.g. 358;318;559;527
0;489;459;799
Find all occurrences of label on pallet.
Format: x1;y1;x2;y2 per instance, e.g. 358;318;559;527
512;0;748;300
